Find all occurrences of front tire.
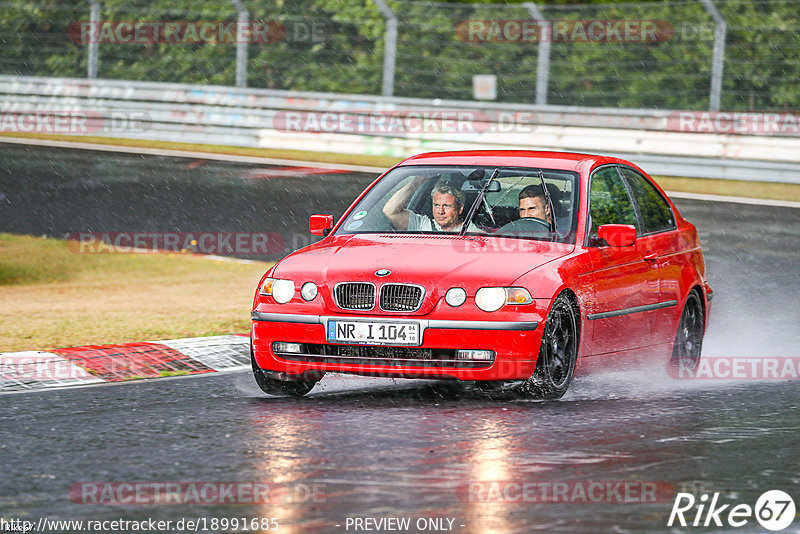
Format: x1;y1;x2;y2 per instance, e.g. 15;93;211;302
251;344;319;397
520;292;579;399
670;290;704;372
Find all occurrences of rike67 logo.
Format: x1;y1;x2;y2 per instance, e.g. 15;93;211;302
668;490;796;531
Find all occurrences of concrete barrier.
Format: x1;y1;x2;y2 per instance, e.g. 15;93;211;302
2;75;800;182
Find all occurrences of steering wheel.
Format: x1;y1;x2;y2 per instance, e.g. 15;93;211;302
496;217;551;236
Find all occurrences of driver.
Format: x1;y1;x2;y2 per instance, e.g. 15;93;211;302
518;185;551;224
383;175;481;232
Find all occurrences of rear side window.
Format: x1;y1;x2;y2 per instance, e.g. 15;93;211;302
620;167;675;234
587;166;638;241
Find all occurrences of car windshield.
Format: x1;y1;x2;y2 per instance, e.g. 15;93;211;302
335;165;580;243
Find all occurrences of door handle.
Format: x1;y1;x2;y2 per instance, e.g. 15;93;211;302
644;252;658;262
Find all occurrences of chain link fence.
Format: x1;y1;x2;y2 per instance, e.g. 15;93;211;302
1;0;798;111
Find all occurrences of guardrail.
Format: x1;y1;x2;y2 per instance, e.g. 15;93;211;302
2;75;800;183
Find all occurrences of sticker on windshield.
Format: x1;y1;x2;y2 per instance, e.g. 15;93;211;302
353;210;368;220
346;220;364;230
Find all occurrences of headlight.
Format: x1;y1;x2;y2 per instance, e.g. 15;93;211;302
445;287;467;307
475;287;533;312
475;287;506;312
272;279;295;304
260;277;295;304
300;282;318;301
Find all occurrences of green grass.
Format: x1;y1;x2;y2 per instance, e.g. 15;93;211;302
159;370;191;377
0;132;400;169
653;175;800;202
0;233;76;285
0;233;273;352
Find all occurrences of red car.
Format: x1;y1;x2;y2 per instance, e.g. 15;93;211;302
250;151;712;398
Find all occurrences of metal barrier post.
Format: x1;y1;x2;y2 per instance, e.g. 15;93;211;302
524;2;550;106
700;0;726;111
372;0;397;97
230;0;250;88
87;0;100;79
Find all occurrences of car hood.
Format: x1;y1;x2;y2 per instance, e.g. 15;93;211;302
272;234;573;313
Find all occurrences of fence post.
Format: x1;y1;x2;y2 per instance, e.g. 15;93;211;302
524;2;550;106
87;0;100;79
699;0;726;111
372;0;397;97
230;0;250;88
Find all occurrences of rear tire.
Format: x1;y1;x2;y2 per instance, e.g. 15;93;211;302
519;292;579;400
670;290;704;372
251;343;319;397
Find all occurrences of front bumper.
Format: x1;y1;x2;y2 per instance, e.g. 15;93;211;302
251;311;542;381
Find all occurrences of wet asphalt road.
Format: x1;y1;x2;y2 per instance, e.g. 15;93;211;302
0;144;371;260
2;371;800;533
1;144;800;533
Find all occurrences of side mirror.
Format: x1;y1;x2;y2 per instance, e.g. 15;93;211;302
309;214;334;237
597;224;637;247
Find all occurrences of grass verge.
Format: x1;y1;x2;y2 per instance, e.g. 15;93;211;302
0;233;271;352
0;132;401;169
653;175;800;202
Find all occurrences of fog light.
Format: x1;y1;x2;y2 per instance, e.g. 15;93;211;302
273;342;304;354
301;282;318;301
456;350;494;361
445;287;467;307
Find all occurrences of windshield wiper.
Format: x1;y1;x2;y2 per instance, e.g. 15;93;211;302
538;169;558;235
460;168;499;236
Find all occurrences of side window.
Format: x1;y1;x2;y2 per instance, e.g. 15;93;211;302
620;168;675;234
587;166;638;242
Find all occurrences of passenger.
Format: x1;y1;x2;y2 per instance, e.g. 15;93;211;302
383;175;481;232
518;184;551;224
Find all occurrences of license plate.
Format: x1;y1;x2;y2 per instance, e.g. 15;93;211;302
326;320;421;346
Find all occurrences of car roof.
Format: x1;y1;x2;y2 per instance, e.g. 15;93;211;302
396;150;628;173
